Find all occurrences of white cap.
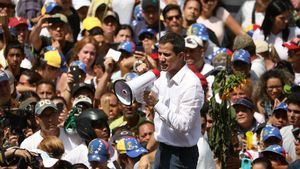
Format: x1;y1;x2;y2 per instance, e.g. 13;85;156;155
254;40;269;54
185;35;204;49
72;0;91;10
20;58;33;69
72;95;92;107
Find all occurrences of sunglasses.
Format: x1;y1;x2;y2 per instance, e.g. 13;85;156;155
166;15;181;21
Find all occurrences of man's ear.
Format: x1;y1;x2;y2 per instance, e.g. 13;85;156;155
178;52;185;60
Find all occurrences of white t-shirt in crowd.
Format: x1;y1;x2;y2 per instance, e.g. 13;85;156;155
235;0;265;29
294;73;300;84
252;27;300;60
280;125;298;162
20;128;84;155
197;7;230;45
251;57;266;78
197;137;216;169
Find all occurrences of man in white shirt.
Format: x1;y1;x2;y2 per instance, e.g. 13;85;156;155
20;100;84;157
144;32;204;169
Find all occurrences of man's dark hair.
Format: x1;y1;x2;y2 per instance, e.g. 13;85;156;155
36;79;56;93
21;70;43;86
252;157;272;169
286;93;300;107
4;40;24;58
162;4;182;20
159;32;185;54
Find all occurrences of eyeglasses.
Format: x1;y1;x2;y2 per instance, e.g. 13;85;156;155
166;15;181;21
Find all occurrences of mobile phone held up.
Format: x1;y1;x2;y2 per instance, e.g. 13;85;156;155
292;127;300;141
69;65;82;84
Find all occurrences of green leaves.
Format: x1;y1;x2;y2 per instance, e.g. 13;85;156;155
208;70;244;168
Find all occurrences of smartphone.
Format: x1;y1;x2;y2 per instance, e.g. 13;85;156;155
292;127;300;141
69;66;81;83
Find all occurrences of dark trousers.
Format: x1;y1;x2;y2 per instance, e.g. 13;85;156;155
154;142;199;169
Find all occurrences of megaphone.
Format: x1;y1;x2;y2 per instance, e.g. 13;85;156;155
113;69;160;106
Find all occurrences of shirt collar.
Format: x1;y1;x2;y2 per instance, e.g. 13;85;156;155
168;64;188;85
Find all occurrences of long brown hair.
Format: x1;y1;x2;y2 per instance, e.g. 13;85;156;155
69;36;99;64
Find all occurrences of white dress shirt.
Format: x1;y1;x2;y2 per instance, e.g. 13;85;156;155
153;65;204;147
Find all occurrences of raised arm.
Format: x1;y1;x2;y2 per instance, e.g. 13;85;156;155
29;15;50;51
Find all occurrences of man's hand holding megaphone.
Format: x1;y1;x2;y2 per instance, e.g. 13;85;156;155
143;91;158;107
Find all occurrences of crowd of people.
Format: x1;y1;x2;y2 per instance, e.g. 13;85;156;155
0;0;299;168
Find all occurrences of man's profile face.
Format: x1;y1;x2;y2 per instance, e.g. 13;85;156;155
36;84;55;100
185;46;204;68
158;42;184;76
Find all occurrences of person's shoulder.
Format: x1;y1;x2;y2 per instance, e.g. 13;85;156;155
20;130;42;149
280;125;293;135
184;66;202;86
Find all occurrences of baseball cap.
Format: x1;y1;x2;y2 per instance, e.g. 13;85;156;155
0;70;9;82
233;34;256;51
72;95;92;107
116;137;148;158
8;17;28;28
232;98;255;110
82;17;102;31
273;102;288;112
261;125;282;142
72;0;91;10
232;49;251;64
48;14;68;24
88;139;112;163
41;2;62;15
44;50;67;70
138;28;156;40
283;38;300;51
111;129;135;144
71;83;95;97
70;61;87;73
262;144;286;159
207;48;232;64
187;23;209;41
141;0;159;10
134;5;143;20
118;41;136;54
254;40;269;54
185;35;204;49
103;10;119;23
35;99;58;116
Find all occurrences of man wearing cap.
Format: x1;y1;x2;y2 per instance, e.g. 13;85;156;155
261;125;283;148
88;138;111;169
233;34;266;78
283;38;300;84
101;10;120;43
20;99;84;155
30;13;74;60
231;49;259;82
137;28;158;57
268;102;288;129
144;32;203;168
131;0;165;37
8;17;36;66
280;93;300;162
261;144;289;168
233;98;262;135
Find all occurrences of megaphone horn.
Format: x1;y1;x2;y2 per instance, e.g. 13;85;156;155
113;69;160;106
